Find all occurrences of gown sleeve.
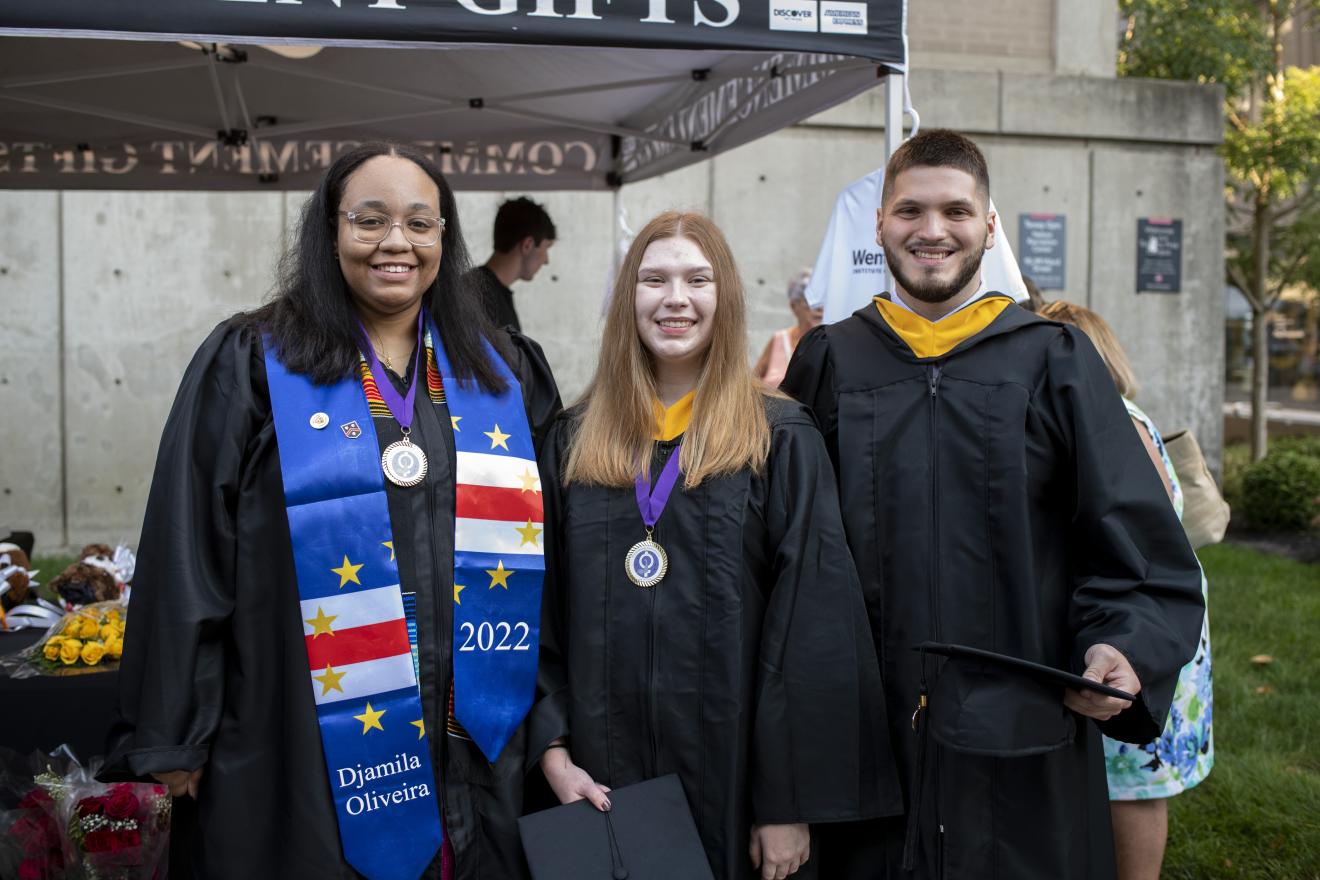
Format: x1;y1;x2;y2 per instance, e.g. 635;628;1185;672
1042;327;1205;744
750;406;902;825
507;330;563;453
524;414;573;771
102;322;264;778
778;326;839;467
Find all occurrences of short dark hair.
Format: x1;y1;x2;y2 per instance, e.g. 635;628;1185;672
492;197;556;252
244;141;508;393
880;128;990;208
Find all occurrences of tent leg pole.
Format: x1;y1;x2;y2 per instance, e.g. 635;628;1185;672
884;71;905;159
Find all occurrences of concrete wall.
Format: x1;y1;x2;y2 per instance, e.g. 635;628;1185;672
0;65;1224;552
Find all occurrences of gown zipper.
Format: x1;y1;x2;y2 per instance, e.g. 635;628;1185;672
929;362;946;879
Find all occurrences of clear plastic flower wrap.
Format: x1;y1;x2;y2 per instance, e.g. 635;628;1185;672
0;746;170;880
1;602;128;679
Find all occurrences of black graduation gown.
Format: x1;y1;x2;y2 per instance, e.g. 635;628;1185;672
531;396;903;880
468;267;521;334
103;316;561;880
781;302;1205;880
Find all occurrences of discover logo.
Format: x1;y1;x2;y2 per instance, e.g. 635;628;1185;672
768;0;865;33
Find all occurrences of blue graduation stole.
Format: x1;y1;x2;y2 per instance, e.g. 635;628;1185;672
264;322;543;879
265;346;444;880
432;327;546;762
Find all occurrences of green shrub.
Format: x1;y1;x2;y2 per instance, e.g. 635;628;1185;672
1240;451;1320;532
1271;434;1320;460
1221;441;1251;509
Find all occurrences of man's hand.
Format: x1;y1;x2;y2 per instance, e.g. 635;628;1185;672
1063;643;1140;721
151;768;203;799
749;823;810;880
538;743;612;812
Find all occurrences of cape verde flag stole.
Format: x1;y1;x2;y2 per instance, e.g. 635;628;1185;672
265;345;443;880
432;325;545;763
264;322;543;880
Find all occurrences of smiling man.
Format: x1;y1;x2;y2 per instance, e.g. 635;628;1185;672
781;129;1204;879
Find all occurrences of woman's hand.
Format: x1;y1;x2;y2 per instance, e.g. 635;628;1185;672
151;767;204;799
538;742;611;812
749;823;810;880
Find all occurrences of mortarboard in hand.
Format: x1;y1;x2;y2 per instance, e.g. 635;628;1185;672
518;774;715;880
913;641;1137;758
916;641;1136;700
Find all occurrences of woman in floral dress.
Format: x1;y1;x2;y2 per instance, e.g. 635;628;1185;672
1040;301;1212;880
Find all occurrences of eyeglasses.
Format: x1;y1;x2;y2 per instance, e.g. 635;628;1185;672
339;211;445;246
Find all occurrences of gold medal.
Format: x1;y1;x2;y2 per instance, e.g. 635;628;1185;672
624;534;668;588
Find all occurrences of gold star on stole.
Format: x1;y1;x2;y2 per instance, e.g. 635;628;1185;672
486;560;513;590
484;423;511;450
517;467;540;494
331;555;363;589
382;540;395;562
516;519;543;548
305;607;337;638
454;583;466;605
355;702;386;734
411;719;426;740
315;664;346;696
451;415;462;432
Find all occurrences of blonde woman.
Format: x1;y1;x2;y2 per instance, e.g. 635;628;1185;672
530;212;900;880
1040;301;1213;880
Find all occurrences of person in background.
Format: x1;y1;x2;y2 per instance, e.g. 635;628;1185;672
753;268;821;388
1039;300;1213;880
470;196;556;333
533;211;901;880
1019;274;1048;313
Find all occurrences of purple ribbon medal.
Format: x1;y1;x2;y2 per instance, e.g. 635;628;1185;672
626;440;683;587
361;313;428;488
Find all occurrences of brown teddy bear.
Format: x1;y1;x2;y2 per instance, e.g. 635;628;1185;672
0;544;33;610
50;562;119;608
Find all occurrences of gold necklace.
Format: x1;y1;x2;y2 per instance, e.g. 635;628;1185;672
367;326;394;371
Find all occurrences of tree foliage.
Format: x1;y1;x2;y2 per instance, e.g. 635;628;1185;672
1118;0;1270;97
1120;0;1320;460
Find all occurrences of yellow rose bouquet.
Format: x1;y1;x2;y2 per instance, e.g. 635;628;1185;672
5;600;130;678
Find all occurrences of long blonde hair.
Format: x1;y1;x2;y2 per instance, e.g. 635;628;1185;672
565;211;773;488
1039;300;1139;397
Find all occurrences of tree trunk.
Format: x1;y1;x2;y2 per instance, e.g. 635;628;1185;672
1249;191;1273;462
1250;300;1270;461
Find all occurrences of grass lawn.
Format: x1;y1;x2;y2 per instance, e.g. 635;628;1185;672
1164;543;1320;879
28;544;1319;876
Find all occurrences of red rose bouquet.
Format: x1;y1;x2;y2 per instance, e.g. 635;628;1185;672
0;748;169;880
66;782;169;878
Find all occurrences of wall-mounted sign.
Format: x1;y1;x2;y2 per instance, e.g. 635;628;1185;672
1136;218;1183;294
1017;213;1066;290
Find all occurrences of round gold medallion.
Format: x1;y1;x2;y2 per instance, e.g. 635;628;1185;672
624;539;668;588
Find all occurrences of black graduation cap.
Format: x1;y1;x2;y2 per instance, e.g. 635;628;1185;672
518;774;715;880
913;641;1137;758
916;641;1136;700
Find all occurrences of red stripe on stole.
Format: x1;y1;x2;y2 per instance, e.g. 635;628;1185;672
455;484;544;523
305;618;411;669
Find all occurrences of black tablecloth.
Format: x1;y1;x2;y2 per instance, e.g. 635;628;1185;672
0;628;119;763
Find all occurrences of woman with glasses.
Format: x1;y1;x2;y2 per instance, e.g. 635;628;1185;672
105;143;561;879
532;212;901;880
